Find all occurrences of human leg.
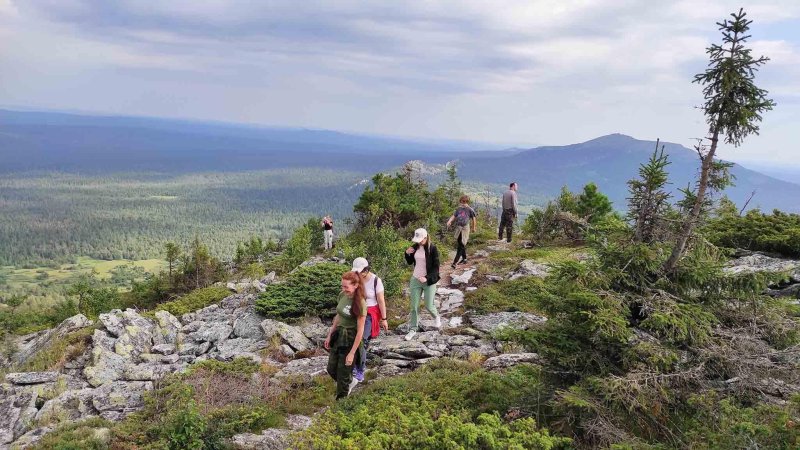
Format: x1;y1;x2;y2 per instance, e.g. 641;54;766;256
422;282;440;327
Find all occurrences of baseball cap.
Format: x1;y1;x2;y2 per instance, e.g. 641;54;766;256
351;257;369;273
411;228;428;243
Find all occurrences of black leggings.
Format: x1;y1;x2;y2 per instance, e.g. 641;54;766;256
453;233;467;264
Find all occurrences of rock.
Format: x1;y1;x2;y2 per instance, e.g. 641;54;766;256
450;268;476;285
437;288;465;312
468;312;547;334
724;253;800;275
7;426;53;449
124;363;182;381
261;272;277;285
0;386;38;445
99;311;125;337
181;321;204;333
509;260;550;280
84;347;128;387
194;304;234;325
274;356;328;381
219;294;257;310
35;388;97;425
382;358;414;368
215;338;267;362
5;372;60;385
138;353;162;363
466;287;477;292
161;354;181;364
92;329;116;353
447;335;475;346
483;353;542;370
11;314;92;367
449;316;464;328
151;343;176;355
233;312;266;340
231;429;291;450
178;340;212;356
298;316;329;345
280;344;295;358
370;334;443;359
261;319;314;352
375;364;408;378
486;275;504;282
474;250;490;258
92;381;152;415
767;284;800;298
154;310;182;344
191;323;233;343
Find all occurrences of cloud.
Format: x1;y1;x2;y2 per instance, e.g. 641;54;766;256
1;0;799;165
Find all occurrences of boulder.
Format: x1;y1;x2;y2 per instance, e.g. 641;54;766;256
509;260;550;280
437;288;465;312
261;319;314;352
124;363;183;381
5;372;60;385
151;343;176;355
468;312;547;334
92;329;116;353
98;311;125;337
369;334;443;359
298;316;329;345
483;353;542;370
724;253;800;275
233;312;266;340
83;347;128;387
0;387;38;445
11;314;92;367
191;323;233;344
214;338;267;362
230;415;311;450
92;381;152;415
7;426;53;449
274;356;328;381
178;340;212;356
154;310;182;344
35;388;97;425
450;268;476;286
261;272;277;285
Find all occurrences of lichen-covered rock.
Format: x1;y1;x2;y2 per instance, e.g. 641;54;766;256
10;314;92;367
124;363;183;381
154;310;182;344
724;253;800;275
151;343;176;355
450;268;476;285
98;311;125;337
261;319;314;352
7;426;53;449
214;338;267;362
233;312;266;340
436;288;465;312
35;388;97;425
298;316;329;345
483;353;541;370
467;312;547;334
83;347;127;387
274;356;328;381
5;372;60;385
191;323;233;344
178;340;212;356
509;260;550;280
230;414;311;450
92;381;152;416
0;386;38;445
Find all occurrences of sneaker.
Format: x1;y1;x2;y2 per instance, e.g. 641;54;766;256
434;315;442;328
404;330;417;341
352;367;365;382
459;258;468;265
450;263;457;269
347;377;359;395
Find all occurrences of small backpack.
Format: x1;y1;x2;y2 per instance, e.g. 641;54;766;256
455;207;471;227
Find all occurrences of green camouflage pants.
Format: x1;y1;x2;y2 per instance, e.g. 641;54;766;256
326;326;362;399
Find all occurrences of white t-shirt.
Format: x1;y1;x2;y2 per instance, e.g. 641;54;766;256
363;273;384;307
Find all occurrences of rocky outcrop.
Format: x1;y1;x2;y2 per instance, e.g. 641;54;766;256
230;414;313;450
6;314;92;368
725;252;800;298
509;260;551;280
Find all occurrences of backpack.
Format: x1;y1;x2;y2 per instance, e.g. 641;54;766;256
455;207;471;227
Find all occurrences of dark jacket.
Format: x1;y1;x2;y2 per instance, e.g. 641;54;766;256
404;243;440;286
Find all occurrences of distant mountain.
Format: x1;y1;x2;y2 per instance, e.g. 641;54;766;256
457;134;800;212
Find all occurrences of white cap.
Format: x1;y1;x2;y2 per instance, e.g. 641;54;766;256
411;228;428;243
351;257;369;273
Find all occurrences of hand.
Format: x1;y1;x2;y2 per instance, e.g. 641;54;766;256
417;276;427;283
381;319;389;331
406;247;415;254
345;352;355;366
324;336;331;350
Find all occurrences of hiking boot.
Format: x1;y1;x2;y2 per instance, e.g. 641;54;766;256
348;377;359;395
404;330;417;341
434;315;442;329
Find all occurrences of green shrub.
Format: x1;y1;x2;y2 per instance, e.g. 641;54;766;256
256;263;347;319
704;209;800;257
465;277;549;314
639;301;716;347
30;417;112;450
336;226;409;299
270;224;314;274
153;286;230;317
165;401;208;450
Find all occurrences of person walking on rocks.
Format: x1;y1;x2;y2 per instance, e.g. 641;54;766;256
403;228;442;341
447;195;477;269
321;215;334;250
499;182;519;243
351;257;388;383
324;271;367;398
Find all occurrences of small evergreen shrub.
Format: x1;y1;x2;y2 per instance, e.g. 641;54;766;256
465;277;549;314
153;286;230;317
256;263;346;319
705;209;800;257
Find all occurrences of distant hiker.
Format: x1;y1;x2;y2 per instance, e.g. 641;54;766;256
499;182;519;243
321;215;334;250
403;228;442;341
351;257;388;383
447;195;477;269
324;271;367;399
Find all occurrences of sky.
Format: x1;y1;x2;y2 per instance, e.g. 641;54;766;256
1;0;799;167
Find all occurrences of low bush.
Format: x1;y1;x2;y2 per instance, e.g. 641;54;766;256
153;286;231;317
465;277;549;314
336;226;409;299
704;208;800;257
256;263;346;319
30;417;112;450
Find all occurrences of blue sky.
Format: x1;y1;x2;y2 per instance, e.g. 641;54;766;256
1;0;798;166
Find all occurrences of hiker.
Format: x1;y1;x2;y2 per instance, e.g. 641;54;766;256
403;228;442;341
499;182;519;243
324;271;367;399
321;215;334;250
351;257;388;382
446;195;477;269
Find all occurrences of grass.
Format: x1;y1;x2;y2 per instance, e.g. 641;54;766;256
1;325;96;378
465;276;550;314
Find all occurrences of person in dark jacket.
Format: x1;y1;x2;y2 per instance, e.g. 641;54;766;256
499;182;519;242
403;228;441;341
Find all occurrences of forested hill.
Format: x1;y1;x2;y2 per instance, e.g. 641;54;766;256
457;134;800;213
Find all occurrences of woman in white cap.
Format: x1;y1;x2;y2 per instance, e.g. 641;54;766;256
403;228;442;341
350;257;388;383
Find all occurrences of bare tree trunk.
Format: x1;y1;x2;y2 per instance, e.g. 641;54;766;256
663;128;720;274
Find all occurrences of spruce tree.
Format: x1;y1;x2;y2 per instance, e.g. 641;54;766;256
664;9;775;273
627;140;671;243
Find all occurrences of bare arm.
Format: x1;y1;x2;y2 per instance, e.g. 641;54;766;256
471;216;477;232
446;215;455;227
377;290;388;331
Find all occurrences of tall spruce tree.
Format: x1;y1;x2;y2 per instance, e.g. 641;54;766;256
664;9;775;273
627;140;671;243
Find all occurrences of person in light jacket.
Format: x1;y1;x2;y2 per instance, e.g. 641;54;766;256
403;228;442;341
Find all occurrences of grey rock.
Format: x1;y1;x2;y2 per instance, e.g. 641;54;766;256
447;335;475;346
468;312;547;334
260;272;277;285
8;426;53;449
10;314;92;367
99;311;125;337
151;343;176;355
382;358;414;368
154;310;182;344
84;347;127;387
215;338;267;362
219;294;257;310
191;323;233;343
436;288;465;312
370;334;443;359
92;329;116;353
233;312;266;340
450;268;476;286
486;274;504;282
298;316;329;345
483;353;542;370
161;354;181;364
448;316;464;328
230;429;292;450
509;260;550;280
724;253;800;276
274;356;328;381
138;353;162;363
35;388;97;425
181;321;204;333
92;381;152;413
375;364;408;378
280;344;295;358
466;287;478;292
124;363;182;381
261;319;314;352
1;387;36;444
5;372;59;385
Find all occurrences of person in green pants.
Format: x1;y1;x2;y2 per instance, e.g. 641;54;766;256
403;228;442;341
324;271;367;399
